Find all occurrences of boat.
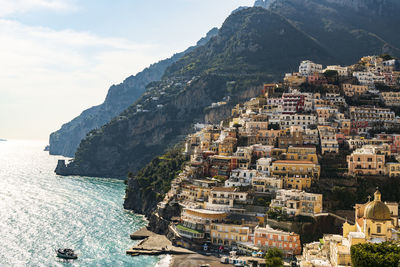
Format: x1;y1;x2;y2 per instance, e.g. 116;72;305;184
56;248;78;260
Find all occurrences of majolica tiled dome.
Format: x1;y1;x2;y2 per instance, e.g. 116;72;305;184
364;190;391;220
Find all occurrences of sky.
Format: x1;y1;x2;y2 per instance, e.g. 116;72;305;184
0;0;254;141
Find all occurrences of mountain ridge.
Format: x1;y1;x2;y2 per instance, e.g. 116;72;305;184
48;28;218;157
56;2;400;177
55;7;335;177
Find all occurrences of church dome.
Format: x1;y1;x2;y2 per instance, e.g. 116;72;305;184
364;190;391;220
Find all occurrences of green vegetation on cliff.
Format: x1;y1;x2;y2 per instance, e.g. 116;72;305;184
351;242;400;267
123;146;188;215
129;146;187;199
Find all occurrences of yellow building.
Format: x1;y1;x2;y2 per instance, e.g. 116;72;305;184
381;91;400;107
283;176;312;190
218;137;237;156
386;162;400;177
286;146;318;163
271;160;320;180
342;84;369;96
181;208;227;232
300;190;399;267
210;223;250;246
179;185;211;203
343;189;399;242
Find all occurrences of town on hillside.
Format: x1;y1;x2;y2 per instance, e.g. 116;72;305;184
154;56;400;266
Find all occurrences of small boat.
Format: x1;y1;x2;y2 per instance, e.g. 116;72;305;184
56;248;78;260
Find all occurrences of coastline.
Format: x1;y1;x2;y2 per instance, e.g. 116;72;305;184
128;227;227;267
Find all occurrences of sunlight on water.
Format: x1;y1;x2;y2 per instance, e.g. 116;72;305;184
0;140;158;266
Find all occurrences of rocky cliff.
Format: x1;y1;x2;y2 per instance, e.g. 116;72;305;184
49;28;218;157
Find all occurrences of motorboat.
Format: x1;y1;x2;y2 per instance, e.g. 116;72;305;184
56;248;78;260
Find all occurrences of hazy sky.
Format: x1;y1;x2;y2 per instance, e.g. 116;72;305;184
0;0;254;141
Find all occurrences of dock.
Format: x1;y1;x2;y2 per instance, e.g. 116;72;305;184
127;227;195;257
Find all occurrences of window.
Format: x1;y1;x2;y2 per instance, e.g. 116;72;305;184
377;225;381;233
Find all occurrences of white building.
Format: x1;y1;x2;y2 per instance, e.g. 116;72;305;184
256;157;272;175
252;176;282;194
270;189;323;217
225;169;257;187
324;65;348;76
299;60;323;77
206;187;249;211
280;114;317;130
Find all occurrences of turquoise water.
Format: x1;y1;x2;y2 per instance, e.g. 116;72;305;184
0;140;159;266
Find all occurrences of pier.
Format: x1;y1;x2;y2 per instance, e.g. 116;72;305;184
127;227;194;256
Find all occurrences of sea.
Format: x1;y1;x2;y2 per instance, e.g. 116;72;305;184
0;140;163;267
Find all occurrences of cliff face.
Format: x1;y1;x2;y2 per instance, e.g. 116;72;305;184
48;28;218;157
266;0;400;62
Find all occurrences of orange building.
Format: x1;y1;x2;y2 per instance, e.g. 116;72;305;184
254;225;301;256
347;145;386;176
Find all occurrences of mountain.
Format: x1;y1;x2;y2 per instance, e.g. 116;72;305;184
48;28;218;157
55;7;334;177
263;0;400;62
56;1;400;178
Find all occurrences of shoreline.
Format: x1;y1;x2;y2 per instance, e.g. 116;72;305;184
128;227;228;267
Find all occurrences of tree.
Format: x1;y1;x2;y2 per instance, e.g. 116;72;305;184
265;247;284;267
351;242;400;267
380;54;395;61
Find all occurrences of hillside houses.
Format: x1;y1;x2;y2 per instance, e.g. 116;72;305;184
157;56;400;261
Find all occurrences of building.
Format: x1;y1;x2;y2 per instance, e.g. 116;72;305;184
307;73;327;86
318;126;339;154
343;189;399;242
353;71;384;85
278;126;304;149
218;136;237;156
252;176;282;194
386;162;400;177
210;223;250;247
381;91;400;107
206;187;249;211
256;157;272;175
342;83;369;96
347;145;386;176
270;189;323;217
300;234;351;267
253;225;301;256
179;208;228;238
299;60;323;77
279;114;317;130
271;160;320;189
286;146;318;163
324;65;348;76
316;107;339;123
225;169;257;187
349;106;395;123
207;155;237;178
